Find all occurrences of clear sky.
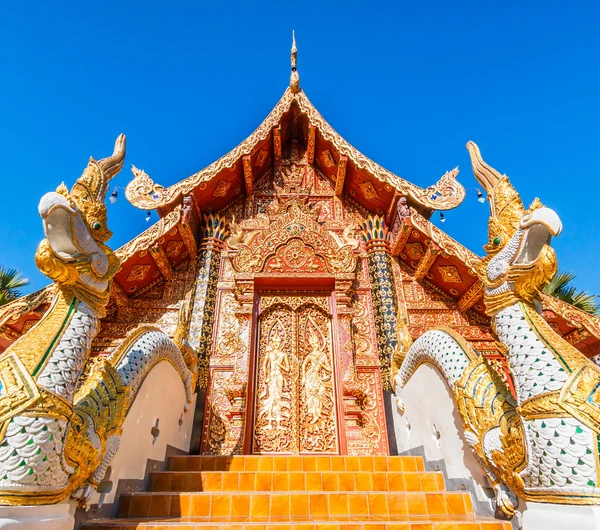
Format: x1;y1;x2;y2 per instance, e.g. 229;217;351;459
1;1;599;296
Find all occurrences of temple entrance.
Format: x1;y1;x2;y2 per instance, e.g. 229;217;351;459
251;292;340;454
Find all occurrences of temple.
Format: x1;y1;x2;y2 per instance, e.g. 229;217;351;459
1;37;600;529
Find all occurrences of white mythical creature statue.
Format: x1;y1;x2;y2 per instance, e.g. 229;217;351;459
0;136;194;505
396;142;600;518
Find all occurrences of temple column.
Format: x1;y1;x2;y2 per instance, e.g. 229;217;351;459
361;215;400;391
188;213;229;388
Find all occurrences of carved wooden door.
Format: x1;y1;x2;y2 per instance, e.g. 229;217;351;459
252;294;339;454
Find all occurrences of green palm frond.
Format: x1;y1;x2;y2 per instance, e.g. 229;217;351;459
0;266;30;307
543;269;600;316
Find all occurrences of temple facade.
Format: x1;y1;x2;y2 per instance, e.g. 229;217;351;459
2;41;600;530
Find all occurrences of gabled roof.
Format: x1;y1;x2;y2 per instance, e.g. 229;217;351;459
125;88;466;219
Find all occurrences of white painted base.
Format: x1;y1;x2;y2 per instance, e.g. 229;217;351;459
523;501;600;529
0;503;75;530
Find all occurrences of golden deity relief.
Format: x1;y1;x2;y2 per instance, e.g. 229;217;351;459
253;296;338;454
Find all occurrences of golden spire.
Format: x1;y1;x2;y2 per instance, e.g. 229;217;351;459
290;30;300;93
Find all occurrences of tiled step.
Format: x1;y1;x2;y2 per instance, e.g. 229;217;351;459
148;471;446;493
81;519;511;529
116;491;474;519
167;456;425;473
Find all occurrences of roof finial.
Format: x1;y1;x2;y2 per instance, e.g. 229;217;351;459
290;30;300;93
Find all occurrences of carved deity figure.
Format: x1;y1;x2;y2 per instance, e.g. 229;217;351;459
301;323;332;425
258;323;291;426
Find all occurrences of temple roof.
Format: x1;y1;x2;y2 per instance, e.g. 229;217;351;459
125;87;465;219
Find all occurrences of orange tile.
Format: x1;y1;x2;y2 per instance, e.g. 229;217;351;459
211;493;232;517
188;472;204;492
387;524;411;530
404;473;421;491
436;474;445;490
273;456;288;471
387;472;405;491
411;525;434;530
148;493;172;517
170;493;187;516
231;494;251;518
250;494;270;519
201;456;217;471
323;472;340;491
216;456;233;471
187;457;202;471
354;472;372;491
480;524;508;530
270;493;290;517
129;494;151;517
387;457;404;471
338;473;355;492
317;457;331;471
315;525;338;530
151;473;171;492
453;525;479;530
367;493;388;516
169;456;186;471
341;525;364;530
230;456;245;471
295;525;315;530
329;493;349;515
358;456;374;471
446;493;467;515
273;472;289;490
347;493;368;515
407;493;427;515
415;457;425;471
288;456;302;471
245;456;260;471
310;493;329;517
116;494;131;517
305;472;322;491
462;493;474;513
387;493;408;515
303;456;317;471
420;473;439;492
188;493;209;516
256;473;273;491
221;472;239;491
373;457;388;471
289;472;305;491
202;472;223;491
259;457;274;471
330;457;345;471
371;472;388;491
425;493;448;516
290;493;310;517
434;524;458;530
345;456;359;471
239;472;255;491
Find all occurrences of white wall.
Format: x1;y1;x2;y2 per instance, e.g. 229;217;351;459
88;361;197;508
392;363;492;504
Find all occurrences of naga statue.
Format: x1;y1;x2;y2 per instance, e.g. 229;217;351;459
0;135;194;505
396;141;600;518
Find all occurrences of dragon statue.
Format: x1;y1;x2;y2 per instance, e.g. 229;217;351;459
0;135;195;505
396;141;600;518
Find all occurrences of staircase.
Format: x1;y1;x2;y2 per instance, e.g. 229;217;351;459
82;455;510;530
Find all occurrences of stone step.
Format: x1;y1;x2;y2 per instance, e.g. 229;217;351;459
116;491;474;520
148;471;445;493
168;456;425;473
81;518;511;529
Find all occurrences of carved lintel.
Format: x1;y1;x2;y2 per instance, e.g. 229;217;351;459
414;241;440;281
335;276;355;308
335;156;348;197
273;126;282;162
110;280;129;307
457;281;484;312
242;155;253;196
149;244;174;280
307;124;316;164
390;221;412;257
386;192;401;226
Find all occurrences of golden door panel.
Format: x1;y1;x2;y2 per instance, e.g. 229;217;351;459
252;294;339;454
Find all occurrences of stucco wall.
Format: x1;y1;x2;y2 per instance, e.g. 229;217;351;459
391;363;493;505
87;360;197;508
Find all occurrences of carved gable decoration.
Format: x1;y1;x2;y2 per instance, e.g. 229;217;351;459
230;199;358;275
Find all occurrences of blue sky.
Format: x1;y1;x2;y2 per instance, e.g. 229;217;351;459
1;1;599;296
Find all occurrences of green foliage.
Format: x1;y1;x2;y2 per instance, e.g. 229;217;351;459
543;270;600;316
0;267;30;307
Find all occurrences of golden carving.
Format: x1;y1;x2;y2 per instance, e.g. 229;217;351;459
438;265;462;283
213;180;232;197
360;181;378;200
126;264;151;282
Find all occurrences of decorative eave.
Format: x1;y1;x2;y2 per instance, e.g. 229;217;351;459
391;208;600;357
125;88;466;216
